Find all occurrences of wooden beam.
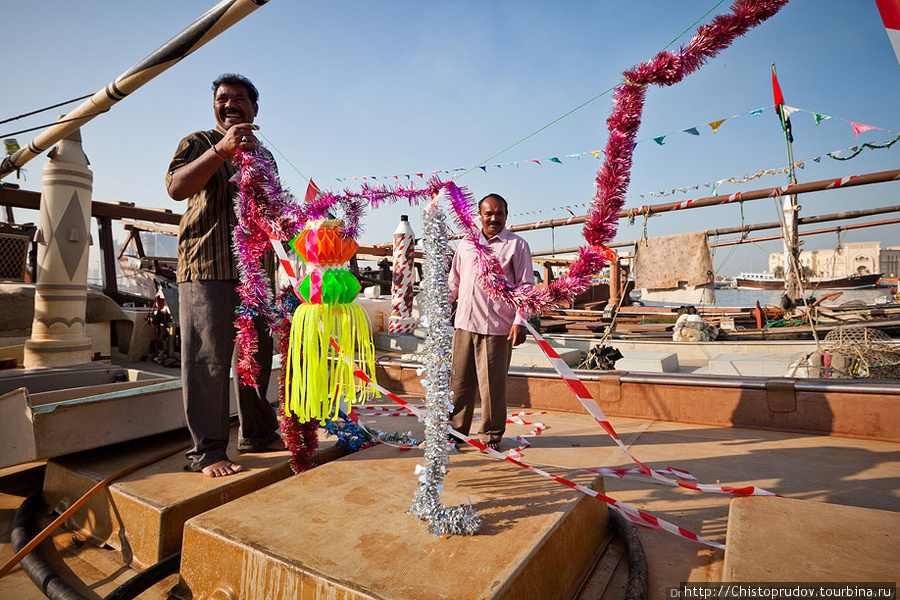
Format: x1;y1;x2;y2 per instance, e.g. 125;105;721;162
0;185;181;225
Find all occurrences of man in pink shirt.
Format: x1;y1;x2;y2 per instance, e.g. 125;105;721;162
448;193;535;450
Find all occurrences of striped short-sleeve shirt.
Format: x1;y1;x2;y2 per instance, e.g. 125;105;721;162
166;127;275;282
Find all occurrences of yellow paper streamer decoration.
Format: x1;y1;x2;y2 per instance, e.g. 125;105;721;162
284;302;378;423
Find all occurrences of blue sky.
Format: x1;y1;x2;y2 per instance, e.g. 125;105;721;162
3;0;899;276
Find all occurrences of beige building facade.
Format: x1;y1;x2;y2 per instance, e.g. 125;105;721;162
768;242;900;278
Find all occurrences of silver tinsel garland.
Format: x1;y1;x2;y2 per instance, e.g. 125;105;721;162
408;197;482;535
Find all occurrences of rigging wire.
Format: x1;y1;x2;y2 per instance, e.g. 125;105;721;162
0;109;110;139
248;0;731;189
770;194;822;350
0;93;93;126
253;128;310;184
453;0;730;182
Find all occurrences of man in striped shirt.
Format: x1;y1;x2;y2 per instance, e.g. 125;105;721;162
166;74;283;477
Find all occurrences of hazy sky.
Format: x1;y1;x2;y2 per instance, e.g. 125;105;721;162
3;0;899;276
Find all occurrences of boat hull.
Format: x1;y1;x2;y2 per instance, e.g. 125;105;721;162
735;273;883;290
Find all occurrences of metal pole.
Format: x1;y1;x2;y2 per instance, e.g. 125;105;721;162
0;0;270;179
711;216;900;248
773;64;801;299
445;168;900;240
532;206;900;257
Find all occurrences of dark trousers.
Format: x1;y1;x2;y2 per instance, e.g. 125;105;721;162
179;280;279;471
448;329;513;445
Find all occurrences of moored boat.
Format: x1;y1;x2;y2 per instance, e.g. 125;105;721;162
735;271;883;290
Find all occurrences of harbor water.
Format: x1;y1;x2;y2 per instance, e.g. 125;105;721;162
633;286;895;308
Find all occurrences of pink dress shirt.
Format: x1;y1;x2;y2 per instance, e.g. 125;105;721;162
448;228;535;336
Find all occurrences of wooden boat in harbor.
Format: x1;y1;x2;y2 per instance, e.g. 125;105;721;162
3;2;900;597
735;271;883;290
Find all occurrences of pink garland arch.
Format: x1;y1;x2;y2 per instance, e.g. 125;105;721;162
232;0;789;469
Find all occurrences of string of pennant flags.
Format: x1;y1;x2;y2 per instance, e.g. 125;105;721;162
330;104;900;191
510;132;900;218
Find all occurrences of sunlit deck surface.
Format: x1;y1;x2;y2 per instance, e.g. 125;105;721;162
2;394;898;599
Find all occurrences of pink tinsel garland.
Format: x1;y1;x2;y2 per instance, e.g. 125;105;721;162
232;148;306;387
448;0;789;316
231;0;788;417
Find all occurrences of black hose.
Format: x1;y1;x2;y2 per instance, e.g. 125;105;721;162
609;508;649;600
10;491;85;600
12;491;182;600
101;552;181;600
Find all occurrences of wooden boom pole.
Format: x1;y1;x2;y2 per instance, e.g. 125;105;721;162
0;0;270;179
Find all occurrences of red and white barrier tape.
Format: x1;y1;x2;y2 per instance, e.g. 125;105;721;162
521;320;778;499
270;237;733;547
329;338;725;550
506;411;548;458
271;236;298;283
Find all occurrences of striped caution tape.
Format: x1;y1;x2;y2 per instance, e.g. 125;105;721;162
270;236;728;547
521;320;778;499
328;338;725;550
270;236;298;282
586;466;696;480
506;411;547;459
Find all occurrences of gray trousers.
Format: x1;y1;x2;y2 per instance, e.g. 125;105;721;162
448;329;513;445
179;280;280;471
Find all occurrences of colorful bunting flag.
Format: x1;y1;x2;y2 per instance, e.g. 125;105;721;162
781;105;800;119
327;103;896;183
851;121;878;139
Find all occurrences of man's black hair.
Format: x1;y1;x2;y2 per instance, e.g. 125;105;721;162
478;193;508;213
212;73;259;104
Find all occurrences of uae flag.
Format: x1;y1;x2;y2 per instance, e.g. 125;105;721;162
771;64;793;143
877;0;900;68
304;179;320;203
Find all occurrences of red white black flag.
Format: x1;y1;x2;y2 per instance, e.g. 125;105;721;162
877;0;900;69
771;64;793;143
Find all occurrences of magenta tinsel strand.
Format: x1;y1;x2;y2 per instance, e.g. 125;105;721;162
232;147;308;385
580;0;785;250
447;0;786;317
272;294;317;472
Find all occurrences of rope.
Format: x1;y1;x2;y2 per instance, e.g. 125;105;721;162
771;192;822;350
252;128;310;183
0;93;94;126
641;206;651;240
0;109;110;140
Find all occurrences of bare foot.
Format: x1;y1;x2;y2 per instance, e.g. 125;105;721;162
201;460;243;477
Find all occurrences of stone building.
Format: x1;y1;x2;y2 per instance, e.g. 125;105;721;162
768;241;899;278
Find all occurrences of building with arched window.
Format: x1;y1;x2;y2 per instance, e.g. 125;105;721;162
768;242;900;278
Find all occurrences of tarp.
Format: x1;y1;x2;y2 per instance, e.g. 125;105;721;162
633;231;714;289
